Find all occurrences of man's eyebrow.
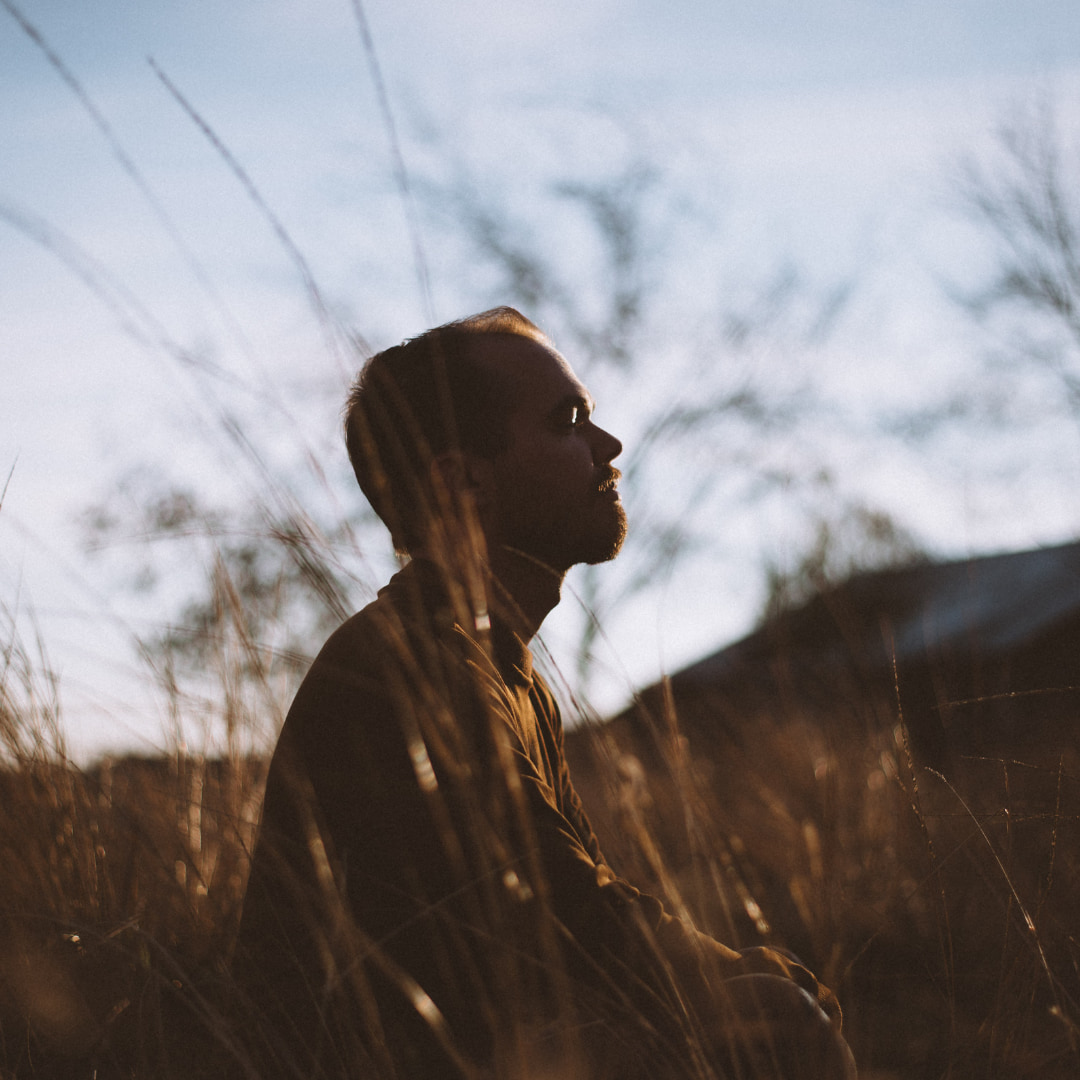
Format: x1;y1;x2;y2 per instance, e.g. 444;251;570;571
548;392;594;418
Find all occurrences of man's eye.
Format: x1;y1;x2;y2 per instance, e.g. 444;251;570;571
554;404;588;430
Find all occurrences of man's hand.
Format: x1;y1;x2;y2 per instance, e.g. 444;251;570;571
711;973;857;1080
731;946;843;1028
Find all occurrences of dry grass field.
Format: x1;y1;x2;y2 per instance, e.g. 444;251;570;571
1;618;1077;1079
566;694;1080;1078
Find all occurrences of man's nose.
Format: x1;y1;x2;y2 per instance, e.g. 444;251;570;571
591;424;622;464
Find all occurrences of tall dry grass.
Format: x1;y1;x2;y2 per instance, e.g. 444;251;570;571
0;594;265;1077
563;680;1079;1079
1;558;1078;1078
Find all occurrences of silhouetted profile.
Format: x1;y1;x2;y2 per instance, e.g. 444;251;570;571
233;308;855;1078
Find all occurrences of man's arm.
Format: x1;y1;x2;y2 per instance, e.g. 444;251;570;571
473;664;844;1028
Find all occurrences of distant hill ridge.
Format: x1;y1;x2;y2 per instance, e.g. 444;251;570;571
602;539;1080;769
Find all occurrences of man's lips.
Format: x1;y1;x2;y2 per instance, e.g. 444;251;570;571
596;469;621;498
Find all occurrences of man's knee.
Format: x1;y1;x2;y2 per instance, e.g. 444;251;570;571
706;973;857;1080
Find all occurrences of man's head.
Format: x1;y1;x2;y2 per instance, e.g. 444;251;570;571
344;307;625;571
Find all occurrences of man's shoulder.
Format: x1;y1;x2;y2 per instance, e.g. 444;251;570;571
274;565;437;752
312;588;394;665
312;560;428;646
294;559;475;700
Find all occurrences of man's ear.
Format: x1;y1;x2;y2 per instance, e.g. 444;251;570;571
431;450;496;510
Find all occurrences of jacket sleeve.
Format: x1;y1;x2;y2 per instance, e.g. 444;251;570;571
477;669;843;1028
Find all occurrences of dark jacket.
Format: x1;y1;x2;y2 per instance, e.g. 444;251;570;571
233;559;832;1078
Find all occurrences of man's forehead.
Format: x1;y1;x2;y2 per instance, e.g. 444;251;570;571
471;333;590;407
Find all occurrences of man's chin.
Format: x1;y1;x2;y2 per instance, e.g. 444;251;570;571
518;505;628;572
582;507;628;566
583;547;622;567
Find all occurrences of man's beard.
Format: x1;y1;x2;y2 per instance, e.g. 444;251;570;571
498;493;628;574
581;499;628;565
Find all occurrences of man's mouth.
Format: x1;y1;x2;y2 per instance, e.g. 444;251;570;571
596;469;621;497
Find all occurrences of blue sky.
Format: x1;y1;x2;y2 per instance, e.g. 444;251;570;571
3;0;1080;758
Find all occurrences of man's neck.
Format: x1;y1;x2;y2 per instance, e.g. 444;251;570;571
487;546;566;643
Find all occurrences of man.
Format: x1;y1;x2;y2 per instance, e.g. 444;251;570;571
234;308;854;1079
